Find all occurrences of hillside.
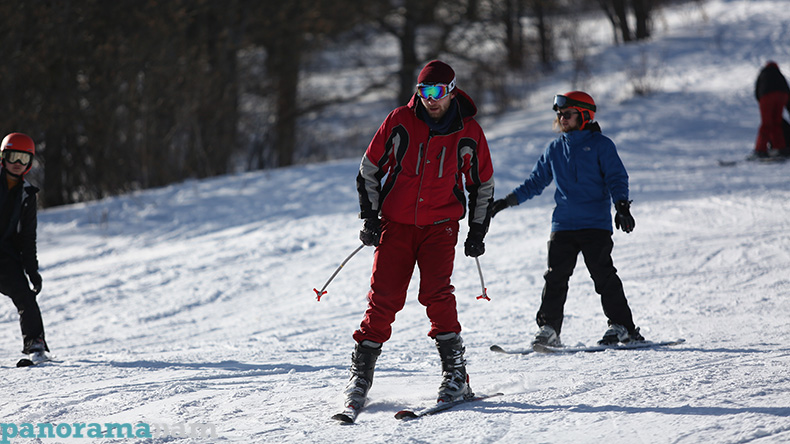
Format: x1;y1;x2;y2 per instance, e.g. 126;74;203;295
2;1;790;443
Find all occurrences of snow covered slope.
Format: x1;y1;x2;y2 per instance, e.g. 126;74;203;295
2;1;789;443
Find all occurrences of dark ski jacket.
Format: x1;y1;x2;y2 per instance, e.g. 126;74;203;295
0;169;39;276
755;63;790;101
357;89;495;232
510;123;629;232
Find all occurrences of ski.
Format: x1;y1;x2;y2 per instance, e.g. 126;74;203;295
394;392;503;420
533;338;685;354
331;405;360;424
720;155;788;166
489;344;533;355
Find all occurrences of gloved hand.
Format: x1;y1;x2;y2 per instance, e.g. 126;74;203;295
614;200;635;233
28;271;42;295
359;217;381;246
491;193;519;218
464;224;486;257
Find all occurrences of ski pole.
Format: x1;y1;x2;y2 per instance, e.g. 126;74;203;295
474;257;490;301
314;244;365;301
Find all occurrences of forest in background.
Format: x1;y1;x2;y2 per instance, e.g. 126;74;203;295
0;0;698;207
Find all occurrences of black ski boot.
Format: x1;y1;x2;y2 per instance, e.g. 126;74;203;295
435;333;473;403
342;340;382;411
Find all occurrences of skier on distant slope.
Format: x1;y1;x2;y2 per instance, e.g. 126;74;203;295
337;60;495;420
490;91;645;350
751;60;790;159
0;133;49;365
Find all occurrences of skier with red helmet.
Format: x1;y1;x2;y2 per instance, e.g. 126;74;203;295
490;91;645;349
0;132;49;366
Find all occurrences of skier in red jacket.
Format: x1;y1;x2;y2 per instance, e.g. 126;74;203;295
337;60;495;420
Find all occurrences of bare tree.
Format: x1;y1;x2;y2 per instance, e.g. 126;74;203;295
632;0;652;40
596;0;658;44
504;0;526;69
528;0;555;70
0;1;246;206
244;0;374;167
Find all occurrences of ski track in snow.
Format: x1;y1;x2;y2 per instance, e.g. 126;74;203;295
2;1;790;443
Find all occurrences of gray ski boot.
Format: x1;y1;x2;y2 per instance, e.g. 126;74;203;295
435;333;473;403
342;340;382;411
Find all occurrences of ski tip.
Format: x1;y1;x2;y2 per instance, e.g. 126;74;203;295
331;404;359;424
331;413;355;424
394;410;418;420
489;344;505;352
16;358;35;367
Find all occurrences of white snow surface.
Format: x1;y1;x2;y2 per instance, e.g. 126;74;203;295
3;1;790;443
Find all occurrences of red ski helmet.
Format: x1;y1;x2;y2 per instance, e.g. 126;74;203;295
553;91;596;128
1;132;36;176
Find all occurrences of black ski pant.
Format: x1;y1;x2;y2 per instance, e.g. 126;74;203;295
536;229;635;336
0;257;46;354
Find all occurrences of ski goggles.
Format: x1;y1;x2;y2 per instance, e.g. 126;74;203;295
416;78;456;100
556;110;580;120
553;94;596;112
3;150;32;165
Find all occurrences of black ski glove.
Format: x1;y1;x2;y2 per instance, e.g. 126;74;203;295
359;217;381;247
614;200;635;233
28;271;42;295
464;224;486;257
491;193;519;218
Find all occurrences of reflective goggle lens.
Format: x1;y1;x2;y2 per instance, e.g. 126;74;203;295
4;151;32;165
416;83;451;100
553;95;569;110
553;94;595;112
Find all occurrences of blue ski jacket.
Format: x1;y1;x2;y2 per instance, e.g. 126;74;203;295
511;126;629;232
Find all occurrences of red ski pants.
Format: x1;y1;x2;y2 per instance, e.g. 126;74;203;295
353;219;461;344
755;91;789;152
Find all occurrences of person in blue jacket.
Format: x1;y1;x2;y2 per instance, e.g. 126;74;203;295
491;91;644;349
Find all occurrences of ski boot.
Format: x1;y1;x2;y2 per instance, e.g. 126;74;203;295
19;338;51;366
598;323;645;345
435;333;473;403
341;340;381;411
531;325;561;348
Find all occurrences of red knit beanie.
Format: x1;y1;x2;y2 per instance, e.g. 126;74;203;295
417;60;456;88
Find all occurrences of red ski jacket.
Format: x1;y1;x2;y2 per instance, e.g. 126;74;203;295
357;89;494;231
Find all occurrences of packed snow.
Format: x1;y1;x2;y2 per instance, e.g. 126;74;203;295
2;0;790;442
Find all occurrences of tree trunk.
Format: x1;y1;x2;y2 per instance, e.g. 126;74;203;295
268;34;302;167
398;0;420;106
613;0;632;43
504;0;524;69
632;0;651;40
531;0;552;69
